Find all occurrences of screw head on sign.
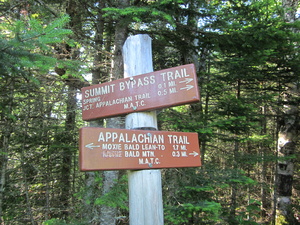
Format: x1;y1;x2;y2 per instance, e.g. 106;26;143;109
130;77;134;81
148;163;153;168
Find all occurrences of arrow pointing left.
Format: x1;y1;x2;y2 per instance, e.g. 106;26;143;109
85;143;101;150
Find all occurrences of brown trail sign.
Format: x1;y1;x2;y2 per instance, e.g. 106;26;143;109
79;127;201;171
81;64;199;121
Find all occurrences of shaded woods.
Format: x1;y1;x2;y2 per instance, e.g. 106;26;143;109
0;0;299;224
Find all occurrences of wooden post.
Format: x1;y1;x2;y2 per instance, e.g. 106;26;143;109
123;34;164;225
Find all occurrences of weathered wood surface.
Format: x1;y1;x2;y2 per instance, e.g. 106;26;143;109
123;34;164;225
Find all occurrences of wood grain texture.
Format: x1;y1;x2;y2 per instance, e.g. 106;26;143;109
123;34;164;225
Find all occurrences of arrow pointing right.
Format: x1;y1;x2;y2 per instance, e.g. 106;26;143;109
189;151;199;157
180;85;194;91
179;78;194;84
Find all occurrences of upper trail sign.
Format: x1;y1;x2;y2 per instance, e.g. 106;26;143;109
81;64;200;121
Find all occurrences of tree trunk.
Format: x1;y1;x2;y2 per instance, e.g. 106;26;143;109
275;0;299;223
229;140;239;224
53;0;85;217
0;128;10;225
0;80;14;223
260;106;268;219
20;103;35;225
60;85;77;217
99;2;129;223
276;92;298;223
0;122;11;224
83;1;106;223
84;1;129;224
229;80;241;224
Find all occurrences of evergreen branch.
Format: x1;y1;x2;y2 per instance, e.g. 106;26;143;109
33;0;58;17
0;2;22;18
0;32;46;53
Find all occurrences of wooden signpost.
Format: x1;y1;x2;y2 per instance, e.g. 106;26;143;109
79;127;201;171
123;35;163;225
79;34;201;225
81;64;199;121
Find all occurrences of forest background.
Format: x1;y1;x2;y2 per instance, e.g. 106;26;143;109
0;0;299;224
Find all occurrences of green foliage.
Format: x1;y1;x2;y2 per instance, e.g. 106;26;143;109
43;218;86;225
164;173;224;225
163;162;261;224
165;200;222;225
94;175;128;210
74;172;103;205
234;199;262;224
75;174;128;210
275;214;289;225
102;1;182;26
0;15;72;77
44;218;68;225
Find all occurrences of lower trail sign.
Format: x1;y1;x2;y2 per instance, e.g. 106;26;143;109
79;127;201;171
